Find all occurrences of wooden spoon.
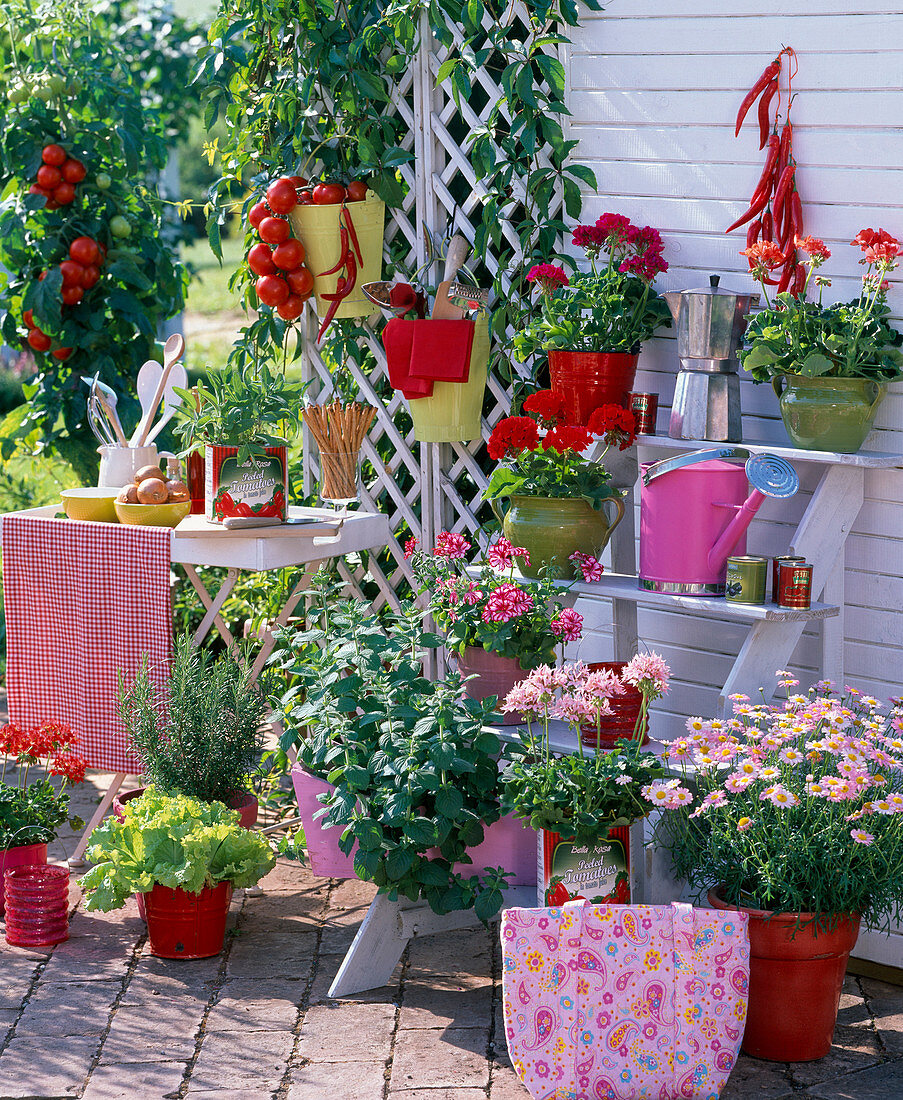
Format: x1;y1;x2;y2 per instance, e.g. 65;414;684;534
135;333;185;446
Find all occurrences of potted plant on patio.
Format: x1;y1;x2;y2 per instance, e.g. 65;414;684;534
173;360;305;523
500;653;669;907
649;673;903;1062
483;390;636;579
512;213;671;422
115;633;270;828
739;229;903;452
0;720;85;914
407;529;588;721
80;786;275;958
271;576;530;915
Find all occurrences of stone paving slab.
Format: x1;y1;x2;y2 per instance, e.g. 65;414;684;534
288;1061;386;1100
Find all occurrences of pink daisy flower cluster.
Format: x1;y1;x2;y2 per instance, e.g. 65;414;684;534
622;651;670;700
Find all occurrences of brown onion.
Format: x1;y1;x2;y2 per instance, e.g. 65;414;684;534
135;464;166;484
166;480;190;503
136;477;168;505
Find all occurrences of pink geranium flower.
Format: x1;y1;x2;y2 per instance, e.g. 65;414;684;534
622;651;670;699
482;583;534;623
433;531;471;559
550;608;583;642
487;537;530;571
569;551;604;582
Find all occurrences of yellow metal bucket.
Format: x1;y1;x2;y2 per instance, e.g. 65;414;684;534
288;195;385;319
409;316;490;443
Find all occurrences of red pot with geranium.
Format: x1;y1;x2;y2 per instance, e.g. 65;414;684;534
512;213;672;425
482;391;635;580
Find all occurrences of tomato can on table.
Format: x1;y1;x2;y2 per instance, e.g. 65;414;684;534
205;444;287;524
630;392;659;435
777;561;813;609
725;555;768;604
772;555;806;602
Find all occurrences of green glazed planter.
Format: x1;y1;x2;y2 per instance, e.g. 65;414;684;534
773;373;887;454
491;494;625;580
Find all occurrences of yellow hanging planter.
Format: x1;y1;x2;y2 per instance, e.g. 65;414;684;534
409;315;490;443
288;195;385;320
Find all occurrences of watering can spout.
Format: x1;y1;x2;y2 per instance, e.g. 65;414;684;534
706;490;766;574
663;290;683;324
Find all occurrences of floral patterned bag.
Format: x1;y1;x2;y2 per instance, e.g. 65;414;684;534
501;902;749;1100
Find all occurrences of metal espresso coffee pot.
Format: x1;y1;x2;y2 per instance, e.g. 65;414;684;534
665;275;759;442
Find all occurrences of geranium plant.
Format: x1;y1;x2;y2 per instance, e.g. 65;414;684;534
512;213;672;362
501;654;670;845
408;531;586;670
0;720;85;849
650;673;903;930
739;229;903;383
483;389;635;511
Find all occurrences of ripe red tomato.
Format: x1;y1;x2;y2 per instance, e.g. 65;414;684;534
27;329;52;352
53;182;76;205
258;216;290;245
287;267;314;297
36;164;62;189
248;201;269;229
271;238;304;271
41;144;66;166
60;260;86;287
287;175;308;189
69;236;100;265
37;271;47;281
61;158;86;183
312;182;346;205
297;190;313;205
255;274;290;307
277;295;305;321
61;285;84;306
28;183;45;197
248;242;276;277
81;264;101;289
266;178;298;215
51;347;72;361
45;199;60;211
22;309;34;329
346;180;368;202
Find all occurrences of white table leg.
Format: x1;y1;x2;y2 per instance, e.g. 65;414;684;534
183;564;240;649
68;773;128;867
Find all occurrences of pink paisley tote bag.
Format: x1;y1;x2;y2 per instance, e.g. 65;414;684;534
501;902;750;1100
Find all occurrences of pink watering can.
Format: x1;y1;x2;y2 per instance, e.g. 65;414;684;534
639;447;799;595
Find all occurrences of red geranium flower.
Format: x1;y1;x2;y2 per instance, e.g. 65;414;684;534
541;425;593;454
487;416;541;460
526;264;569;295
740;240;786;277
794;235;831;265
851;227;897;251
48;751;86;785
572;224;608;255
522;389;568;425
586;404;637;450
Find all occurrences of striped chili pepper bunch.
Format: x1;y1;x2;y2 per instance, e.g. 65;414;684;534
727;46;807;296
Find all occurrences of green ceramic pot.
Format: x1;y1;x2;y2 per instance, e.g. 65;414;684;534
773;373;887;454
491;494;625;580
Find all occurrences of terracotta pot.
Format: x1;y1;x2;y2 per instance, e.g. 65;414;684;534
494;494;625;580
773;373;887;454
579;661;649;749
143;882;233;959
709;887;860;1061
290;766;358;878
454;646;529;725
548;349;639;424
0;842;48;916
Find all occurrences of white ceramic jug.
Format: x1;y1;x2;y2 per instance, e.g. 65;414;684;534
97;444;176;488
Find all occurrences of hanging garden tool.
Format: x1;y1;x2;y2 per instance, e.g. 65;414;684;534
726;46;807;296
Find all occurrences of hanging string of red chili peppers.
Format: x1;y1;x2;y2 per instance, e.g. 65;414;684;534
726;46;805;295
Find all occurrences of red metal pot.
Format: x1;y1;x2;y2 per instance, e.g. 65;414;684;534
0;842;48;916
548;350;639;424
143;882;233;959
709;888;860;1061
579;661;649;749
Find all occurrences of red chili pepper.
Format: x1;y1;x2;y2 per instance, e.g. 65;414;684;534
725;189;769;235
757;78;780;150
762;209;773;241
777;257;795;293
735;57;782;137
342;206;364;266
791;191;803;240
745;218;762;267
772;163;795;234
318;225;350;278
751;134;780;205
791;262;806;297
343;248;357;294
776;121;793;179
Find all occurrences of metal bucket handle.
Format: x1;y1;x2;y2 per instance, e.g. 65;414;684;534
642;447;799;500
642;448;750;486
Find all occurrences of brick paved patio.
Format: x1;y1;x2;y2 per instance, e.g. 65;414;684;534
1;769;902;1099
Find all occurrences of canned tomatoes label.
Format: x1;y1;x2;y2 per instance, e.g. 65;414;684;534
538;827;630;907
205;444;287;524
771;556;806;602
777;562;812;609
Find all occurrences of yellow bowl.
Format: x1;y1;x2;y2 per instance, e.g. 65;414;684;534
60;487;121;523
114;500;191;528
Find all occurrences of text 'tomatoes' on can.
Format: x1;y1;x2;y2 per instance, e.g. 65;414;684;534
777;562;813;609
630;393;658;435
772;555;806;602
725;555;768;604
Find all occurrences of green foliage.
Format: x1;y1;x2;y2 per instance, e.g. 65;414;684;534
0;0;189;466
0;780;69;849
80;785;276;911
484;444;622;512
117;634;270;804
271;574;513;920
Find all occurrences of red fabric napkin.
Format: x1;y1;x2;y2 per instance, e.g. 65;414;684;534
382;318;433;399
1;515;173;774
409;319;475;382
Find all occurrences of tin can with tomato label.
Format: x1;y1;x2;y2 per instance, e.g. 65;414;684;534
205;444;287;525
537;827;630;907
771;555;806;602
630;392;659;435
777;561;813;609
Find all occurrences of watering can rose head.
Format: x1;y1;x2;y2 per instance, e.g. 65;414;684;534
739;227;903;384
513;213;672;361
482;394;634;511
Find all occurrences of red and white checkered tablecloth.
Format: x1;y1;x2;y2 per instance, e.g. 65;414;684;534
2;515;172;773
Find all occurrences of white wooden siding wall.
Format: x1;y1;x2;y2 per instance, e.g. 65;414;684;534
564;1;903;741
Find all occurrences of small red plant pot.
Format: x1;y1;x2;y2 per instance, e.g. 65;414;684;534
143;882;233;959
3;864;70;948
